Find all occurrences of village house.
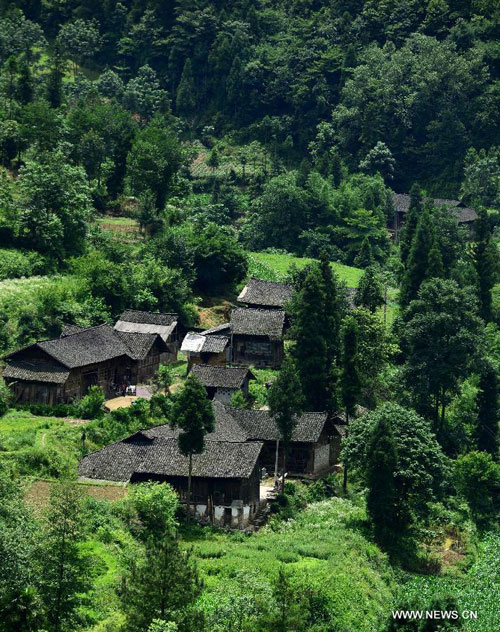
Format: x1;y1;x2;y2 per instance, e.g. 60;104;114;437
229;407;346;476
392;193;477;238
2;323;170;404
237;278;294;310
114;309;183;364
190;364;255;404
230;307;286;369
180;332;229;370
78;401;263;528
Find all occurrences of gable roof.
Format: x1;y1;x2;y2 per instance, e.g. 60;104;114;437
181;332;228;354
114;331;162;361
231;308;285;339
392;193;477;223
238;278;294;308
2;359;70;384
229;408;329;443
115;310;178;342
190;364;254;389
60;324;88;337
201;323;232;336
4;324;133;370
78;402;263;481
117;309;178;326
143;401;248;443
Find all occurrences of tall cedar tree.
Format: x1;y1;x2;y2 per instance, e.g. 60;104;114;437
426;231;445;279
366;416;398;549
175;58;196;120
46;43;64;108
171;375;215;509
268;356;304;488
16;57;34;105
39;481;88;632
399;183;423;267
122;537;202;632
341;316;362;490
291;263;328;410
400;205;433;309
476;362;499;457
354;236;374;268
319;253;343;412
473;208;497;321
354;265;385;313
401;278;483;432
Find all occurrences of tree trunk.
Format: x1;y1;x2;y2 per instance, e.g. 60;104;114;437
187;453;193;516
281;446;287;494
343;411;349;492
274;439;280;480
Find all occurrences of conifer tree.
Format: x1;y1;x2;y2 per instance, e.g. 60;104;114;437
175;58;196;119
472;208;497;321
426;232;445;279
354;265;384;313
475;362;499;457
400;183;423;267
366;416;398;548
341;317;362;490
46;43;64;108
354;236;374;268
268;356;304;488
291;263;329;411
16;57;34;105
171;375;215;510
39;481;88;632
400;205;433;308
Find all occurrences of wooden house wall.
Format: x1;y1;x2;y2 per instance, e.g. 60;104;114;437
232;334;284;369
135;338;163;383
187;350;226;371
130;469;260;507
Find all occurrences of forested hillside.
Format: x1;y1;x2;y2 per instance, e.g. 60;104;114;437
0;2;499;632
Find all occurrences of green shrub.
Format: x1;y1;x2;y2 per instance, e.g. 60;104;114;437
0;378;11;417
0;248;47;280
15;403;79;418
78;386;105;419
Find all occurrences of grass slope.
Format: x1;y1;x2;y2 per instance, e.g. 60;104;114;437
249;252;363;287
188;497;392;632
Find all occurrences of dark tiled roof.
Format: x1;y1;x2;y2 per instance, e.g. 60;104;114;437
333;424;347;438
229;408;329;443
79;436;262;481
117;310;178;326
60;324;87;337
26;325;132;369
231;308;285;339
202;323;231;336
144;401;248;443
238;278;294;308
181;332;228;354
114;331;159;360
201;335;228;353
190;364;253;389
2;359;70;384
392;193;477;224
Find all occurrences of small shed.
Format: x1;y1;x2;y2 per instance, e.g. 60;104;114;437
114;309;183;363
190;364;255;404
181;332;229;370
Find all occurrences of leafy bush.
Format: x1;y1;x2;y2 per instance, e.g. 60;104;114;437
0;248;47;280
0;378;11;417
78;386;105;419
